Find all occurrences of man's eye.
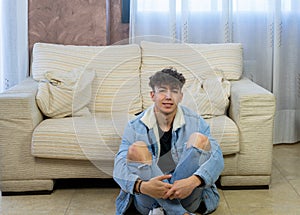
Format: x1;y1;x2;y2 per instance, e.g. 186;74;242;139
158;89;167;93
172;90;179;94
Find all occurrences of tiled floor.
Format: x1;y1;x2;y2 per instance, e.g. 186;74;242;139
1;143;299;215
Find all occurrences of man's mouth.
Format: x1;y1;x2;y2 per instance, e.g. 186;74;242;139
162;102;173;107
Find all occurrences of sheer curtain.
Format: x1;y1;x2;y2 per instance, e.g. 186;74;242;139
273;0;300;143
130;0;300;144
0;0;28;93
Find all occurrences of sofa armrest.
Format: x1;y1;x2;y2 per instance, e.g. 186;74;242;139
0;78;43;182
229;77;276;175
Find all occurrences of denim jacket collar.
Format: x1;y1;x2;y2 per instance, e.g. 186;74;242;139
140;105;186;131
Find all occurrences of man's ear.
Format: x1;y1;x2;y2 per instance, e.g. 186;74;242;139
150;91;155;101
179;92;183;103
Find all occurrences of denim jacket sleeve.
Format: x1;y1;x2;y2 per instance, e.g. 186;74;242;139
113;121;140;194
194;117;224;187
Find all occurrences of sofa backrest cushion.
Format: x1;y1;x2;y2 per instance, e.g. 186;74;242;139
140;41;233;118
31;43;142;115
141;41;243;80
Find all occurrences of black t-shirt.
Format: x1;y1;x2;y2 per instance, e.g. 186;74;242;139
157;125;176;173
159;125;172;157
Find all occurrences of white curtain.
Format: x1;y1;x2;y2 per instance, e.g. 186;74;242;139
0;0;28;93
273;0;300;143
130;0;300;144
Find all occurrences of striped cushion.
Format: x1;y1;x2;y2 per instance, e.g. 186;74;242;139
182;73;231;118
32;117;238;158
140;41;243;80
205;115;239;155
186;43;243;80
140;41;231;117
31;43;142;115
36;68;94;118
32;113;132;160
31;113;239;160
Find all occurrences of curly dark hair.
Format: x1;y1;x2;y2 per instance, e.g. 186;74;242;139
149;67;186;90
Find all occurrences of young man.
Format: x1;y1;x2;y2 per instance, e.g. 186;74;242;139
113;68;224;215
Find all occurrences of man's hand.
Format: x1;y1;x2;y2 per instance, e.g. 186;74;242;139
140;174;172;199
163;175;201;200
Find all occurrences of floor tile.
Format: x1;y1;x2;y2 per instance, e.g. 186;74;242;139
289;179;300;196
273;157;300;180
65;188;119;215
223;181;300;209
1;189;75;215
223;144;300;215
212;189;231;215
229;205;300;215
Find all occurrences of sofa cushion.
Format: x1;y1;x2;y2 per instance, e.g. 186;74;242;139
32;113;131;160
181;74;231;118
32;113;238;160
140;41;243;81
187;43;243;80
36;68;95;118
140;41;232;118
31;43;142;115
205;115;240;155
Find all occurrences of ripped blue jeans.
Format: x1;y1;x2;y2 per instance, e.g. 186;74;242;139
128;145;211;215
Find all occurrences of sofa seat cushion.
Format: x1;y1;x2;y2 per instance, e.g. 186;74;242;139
32;113;130;161
32;114;238;160
205;115;239;155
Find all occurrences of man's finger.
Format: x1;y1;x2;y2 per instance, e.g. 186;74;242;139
163;187;175;199
155;174;172;181
163;191;172;199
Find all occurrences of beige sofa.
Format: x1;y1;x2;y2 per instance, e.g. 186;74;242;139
0;41;276;193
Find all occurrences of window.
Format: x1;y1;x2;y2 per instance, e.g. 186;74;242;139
189;0;222;12
135;0;292;13
233;0;269;12
137;0;222;12
137;0;170;12
281;0;292;12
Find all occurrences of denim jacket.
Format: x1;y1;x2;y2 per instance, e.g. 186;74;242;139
113;105;224;215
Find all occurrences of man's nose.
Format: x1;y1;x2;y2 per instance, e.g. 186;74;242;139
165;90;172;98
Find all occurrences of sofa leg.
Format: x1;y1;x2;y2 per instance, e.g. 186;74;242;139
0;179;54;194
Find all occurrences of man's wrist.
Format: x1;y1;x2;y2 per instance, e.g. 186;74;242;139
138;180;143;193
134;179;144;194
134;179;142;194
193;175;205;187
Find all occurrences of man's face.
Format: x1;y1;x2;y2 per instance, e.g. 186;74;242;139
150;84;183;116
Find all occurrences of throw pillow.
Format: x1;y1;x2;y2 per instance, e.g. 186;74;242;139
36;68;95;118
182;70;231;118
